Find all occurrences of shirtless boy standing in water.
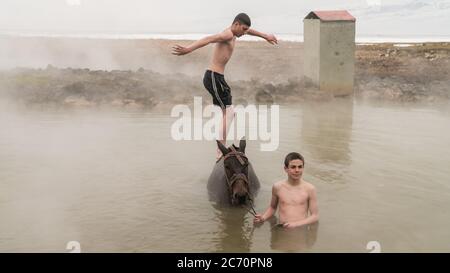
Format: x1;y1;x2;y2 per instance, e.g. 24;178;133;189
254;152;319;229
171;13;278;159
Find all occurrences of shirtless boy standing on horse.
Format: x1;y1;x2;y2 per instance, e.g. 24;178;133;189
172;13;278;159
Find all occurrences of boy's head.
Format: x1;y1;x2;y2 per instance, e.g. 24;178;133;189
284;152;305;180
231;13;251;37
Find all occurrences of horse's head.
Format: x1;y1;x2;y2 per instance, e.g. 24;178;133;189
217;139;251;205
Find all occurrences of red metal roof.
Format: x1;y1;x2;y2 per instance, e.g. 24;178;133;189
304;10;356;22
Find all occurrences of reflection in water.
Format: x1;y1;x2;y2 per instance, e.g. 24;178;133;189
211;204;254;252
300;98;353;183
301;98;353;164
270;221;319;252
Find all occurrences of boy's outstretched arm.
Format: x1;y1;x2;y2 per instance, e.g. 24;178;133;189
246;29;278;45
172;30;234;55
254;184;279;223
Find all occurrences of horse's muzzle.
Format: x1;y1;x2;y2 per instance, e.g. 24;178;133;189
232;193;248;205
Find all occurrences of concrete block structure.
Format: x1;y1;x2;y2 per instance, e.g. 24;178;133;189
303;10;356;96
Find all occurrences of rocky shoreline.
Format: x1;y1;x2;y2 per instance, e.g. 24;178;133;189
0;39;449;109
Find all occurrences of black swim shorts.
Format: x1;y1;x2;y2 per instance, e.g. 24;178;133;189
203;70;232;109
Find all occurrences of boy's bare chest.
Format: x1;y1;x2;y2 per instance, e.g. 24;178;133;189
278;185;309;206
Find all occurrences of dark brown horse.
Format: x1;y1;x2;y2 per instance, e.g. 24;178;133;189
207;139;260;206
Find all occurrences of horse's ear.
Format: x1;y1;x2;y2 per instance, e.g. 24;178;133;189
216;140;229;156
239;137;246;153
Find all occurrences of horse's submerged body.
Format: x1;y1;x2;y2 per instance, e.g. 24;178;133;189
207;140;260;206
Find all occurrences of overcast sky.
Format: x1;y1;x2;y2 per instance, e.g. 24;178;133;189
1;0;449;36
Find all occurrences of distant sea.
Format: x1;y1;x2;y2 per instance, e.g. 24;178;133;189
1;30;449;43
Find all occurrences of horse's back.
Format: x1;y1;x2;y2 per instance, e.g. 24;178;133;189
248;163;260;195
207;158;229;204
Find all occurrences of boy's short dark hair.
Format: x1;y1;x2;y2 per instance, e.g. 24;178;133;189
284;152;305;168
233;13;251;27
